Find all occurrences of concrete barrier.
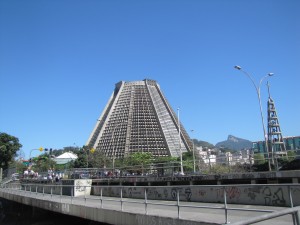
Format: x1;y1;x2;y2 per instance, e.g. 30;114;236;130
21;179;92;197
92;184;300;207
62;179;92;197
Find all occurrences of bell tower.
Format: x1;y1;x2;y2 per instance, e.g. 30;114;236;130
267;81;286;159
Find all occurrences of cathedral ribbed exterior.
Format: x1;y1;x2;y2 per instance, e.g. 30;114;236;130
86;79;192;159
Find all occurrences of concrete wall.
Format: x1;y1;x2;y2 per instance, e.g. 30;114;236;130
17;179;300;207
22;181;300;207
62;179;92;197
92;184;300;207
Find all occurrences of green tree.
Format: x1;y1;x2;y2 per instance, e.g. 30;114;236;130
123;152;153;174
210;164;230;174
0;132;22;170
252;153;273;171
8;160;27;173
286;150;296;161
31;155;56;172
71;146;108;168
153;156;177;163
253;153;266;165
89;150;110;168
73;148;88;168
182;152;194;173
152;156;178;176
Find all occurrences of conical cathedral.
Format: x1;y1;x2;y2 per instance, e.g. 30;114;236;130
86;79;193;159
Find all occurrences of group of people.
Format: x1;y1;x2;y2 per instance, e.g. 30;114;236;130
23;169;38;178
23;168;64;182
46;169;64;182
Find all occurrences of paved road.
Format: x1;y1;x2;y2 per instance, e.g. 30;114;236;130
1;188;296;225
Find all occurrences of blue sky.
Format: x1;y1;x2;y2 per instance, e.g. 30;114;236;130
1;0;299;159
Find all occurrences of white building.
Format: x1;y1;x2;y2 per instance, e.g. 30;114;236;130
53;152;78;165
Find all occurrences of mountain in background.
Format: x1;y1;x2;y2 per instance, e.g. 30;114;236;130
192;139;215;149
215;135;252;151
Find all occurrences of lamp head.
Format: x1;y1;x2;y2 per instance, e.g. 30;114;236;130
268;73;274;76
234;65;242;70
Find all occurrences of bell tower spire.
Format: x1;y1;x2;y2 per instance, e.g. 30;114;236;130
267;81;286;163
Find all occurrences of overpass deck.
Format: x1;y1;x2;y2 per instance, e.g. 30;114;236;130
0;185;298;225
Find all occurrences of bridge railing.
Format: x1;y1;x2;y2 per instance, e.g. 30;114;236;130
230;206;300;225
2;182;300;224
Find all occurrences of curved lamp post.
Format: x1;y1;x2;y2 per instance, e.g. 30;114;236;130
234;65;274;171
29;147;44;160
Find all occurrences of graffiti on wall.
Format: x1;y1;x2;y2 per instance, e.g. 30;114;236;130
75;180;86;192
244;186;288;206
94;184;299;207
262;187;286;206
128;187;143;198
214;187;241;200
75;179;91;192
170;187;192;201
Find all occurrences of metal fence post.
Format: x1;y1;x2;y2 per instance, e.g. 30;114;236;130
84;185;87;206
100;187;103;208
289;185;297;225
71;186;73;204
177;189;180;219
121;187;123;211
144;188;148;215
51;185;53;198
224;186;229;224
60;185;62;203
294;210;300;225
289;185;294;208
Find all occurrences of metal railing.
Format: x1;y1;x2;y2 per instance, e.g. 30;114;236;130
1;182;300;224
230;206;300;225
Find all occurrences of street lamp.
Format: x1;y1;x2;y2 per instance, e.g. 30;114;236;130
191;129;196;173
29;147;44;160
234;65;274;171
28;147;44;167
177;108;184;175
